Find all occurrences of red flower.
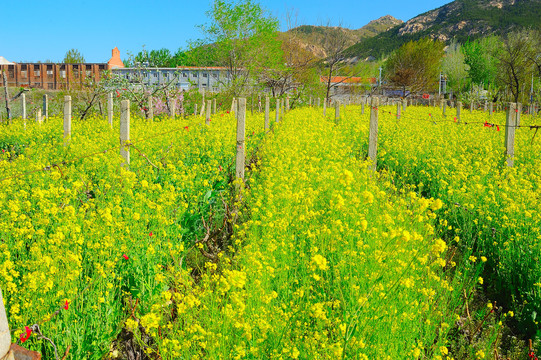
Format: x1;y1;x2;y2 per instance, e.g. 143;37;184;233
226;111;230;114
143;107;148;111
149;232;153;237
20;326;31;343
454;117;457;122
116;90;120;97
219;165;223;171
63;300;69;310
497;125;500;131
123;254;129;260
429;113;431;117
184;126;189;131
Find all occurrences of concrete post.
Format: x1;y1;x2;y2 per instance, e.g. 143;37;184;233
120;100;130;165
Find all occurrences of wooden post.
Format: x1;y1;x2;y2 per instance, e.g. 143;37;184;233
148;96;153;121
64;96;71;145
194;103;198;116
470;101;473;113
0;288;10;359
442;100;446;116
368;97;379;171
21;93;26;119
36;108;42;124
489;102;493;117
206;100;211;125
236;98;246;181
309;97;312;107
43;94;48;120
335;100;340;122
275;98;280;122
171;99;176;118
396;102;401;119
1;70;11;120
505;102;517;167
108;92;113;128
120;100;130;165
516;103;522;127
402;98;407;113
457;101;462;123
264;96;270;131
323;98;327;117
213;98;216;114
199;102;205;117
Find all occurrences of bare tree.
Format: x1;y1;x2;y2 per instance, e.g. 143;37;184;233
496;30;536;103
320;21;357;100
259;10;318;102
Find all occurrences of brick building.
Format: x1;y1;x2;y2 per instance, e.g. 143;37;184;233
0;47;125;90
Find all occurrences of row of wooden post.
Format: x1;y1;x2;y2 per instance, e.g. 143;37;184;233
26;93;525;171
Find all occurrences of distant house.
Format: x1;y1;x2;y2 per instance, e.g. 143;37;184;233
320;76;377;95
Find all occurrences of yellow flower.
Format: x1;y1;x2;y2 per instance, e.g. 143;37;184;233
312;254;329;271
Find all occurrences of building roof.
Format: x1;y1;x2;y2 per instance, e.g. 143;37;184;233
0;56;14;65
320;76;377;85
176;66;229;70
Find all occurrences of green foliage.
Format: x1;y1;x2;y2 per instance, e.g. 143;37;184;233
63;49;85;64
384;37;445;93
462;36;501;86
193;0;281;96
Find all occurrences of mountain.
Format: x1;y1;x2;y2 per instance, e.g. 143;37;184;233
344;0;541;60
285;15;403;58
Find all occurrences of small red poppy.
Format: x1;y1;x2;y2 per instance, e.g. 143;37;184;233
184;126;189;131
219;165;223;171
497;125;500;131
149;232;153;237
123;254;129;260
63;300;69;310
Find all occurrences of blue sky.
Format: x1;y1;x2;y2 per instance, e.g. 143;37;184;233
1;0;451;63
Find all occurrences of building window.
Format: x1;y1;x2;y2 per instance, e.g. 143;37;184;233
34;70;40;77
48;83;54;89
34;83;40;87
192;73;197;78
212;73;218;79
8;70;13;78
21;71;27;78
47;70;53;77
182;72;187;78
203;73;208;78
153;73;158;78
61;70;66;78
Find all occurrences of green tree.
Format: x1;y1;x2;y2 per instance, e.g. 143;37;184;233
462;36;500;86
193;0;280;96
384;38;445;95
63;49;85;63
